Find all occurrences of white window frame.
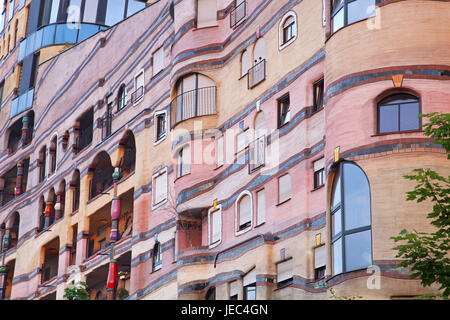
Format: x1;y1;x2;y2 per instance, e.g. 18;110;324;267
256;189;266;226
208;204;222;248
152;167;168;210
215;135;224;168
153;110;167;145
133;69;145;105
234;190;253;236
278;11;298;51
278;173;292;204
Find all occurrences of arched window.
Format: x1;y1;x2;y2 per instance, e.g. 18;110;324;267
49;135;57;175
279;11;297;49
249;38;266;88
240;50;249;78
10;212;20;248
330;162;372;276
120;131;136;176
89;152;113;199
38;146;47;183
117;85;127;111
377;93;420;134
72;170;80;212
236;192;252;233
205;287;216;300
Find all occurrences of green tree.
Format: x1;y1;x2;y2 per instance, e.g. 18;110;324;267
391;112;450;299
63;281;90;300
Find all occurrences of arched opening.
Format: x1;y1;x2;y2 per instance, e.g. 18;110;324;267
171;73;216;128
279;12;297;48
240;50;249;78
205;287;216;300
41;237;60;284
117;84;127;111
89;152;114;200
49;135;57;175
377;93;420;134
38;196;46;232
38;146;47;183
55;180;66;220
6;118;22;154
330;162;372;276
9;212;20;249
120;131;136;177
236;192;252;232
249;38;266;88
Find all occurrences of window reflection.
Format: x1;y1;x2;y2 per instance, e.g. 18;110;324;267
330;162;372;275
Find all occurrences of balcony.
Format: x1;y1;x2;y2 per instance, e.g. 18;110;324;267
248;60;266;89
230;1;246;28
10;88;34;119
170;86;217;128
131;86;144;103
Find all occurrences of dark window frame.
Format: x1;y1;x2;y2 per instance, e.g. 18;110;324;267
282;19;295;45
313;78;324;112
330;0;376;34
243;283;256;300
152;241;162;272
277;93;290;128
377;93;421;134
314;168;325;189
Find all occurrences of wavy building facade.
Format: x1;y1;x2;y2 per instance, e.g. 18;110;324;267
0;0;448;300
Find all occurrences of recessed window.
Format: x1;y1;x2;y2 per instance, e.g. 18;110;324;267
153;47;164;76
277;94;290;128
208;205;222;247
215;135;224;167
117;85;127;111
101;103;113;140
243;269;256;300
240;50;249;78
236;129;249;153
313;78;324;111
256;189;266;225
132;70;144;103
152;241;162;272
313;158;325;189
235;191;253;234
277;258;293;287
331;0;376;33
278;173;291;204
314;245;326;280
331;162;372;276
154;111;167;142
229;280;238;300
197;0;218;28
152;168;168;209
177;144;191;178
378;93;420;134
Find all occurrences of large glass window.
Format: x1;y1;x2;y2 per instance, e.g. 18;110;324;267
330;162;372;276
331;0;375;33
378;93;420;134
127;0;146;17
83;0;99;23
105;0;126;26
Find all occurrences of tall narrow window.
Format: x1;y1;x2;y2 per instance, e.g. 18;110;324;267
154;111;167;142
277;258;293;286
236;192;252;233
378;93;420;134
29;52;40;89
313;78;324;111
152;169;168;209
313;158;325;189
240;50;249;78
152;241;162;272
117;85;127;111
243;269;256;300
153;47;164;76
132;71;144;103
208;205;222;246
331;162;372;276
39;146;47;183
278;173;291;204
49;136;57;174
256;189;266;225
281;14;296;46
277;94;290;128
177;145;191;178
215;135;224;167
102;103;113;140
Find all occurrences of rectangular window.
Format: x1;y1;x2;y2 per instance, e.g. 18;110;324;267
8;0;15;22
243;268;256;300
256;189;266;225
102;103;113;140
208;205;222;246
216;136;224;167
83;0;98;23
197;0;218;29
278;173;291;204
153;47;164;76
132;71;144;103
229;280;239;300
177;145;191;178
313;158;325;189
155;111;167;142
0;80;4;107
238;195;252;230
314;245;326;280
277;94;290;128
152;169;168;208
313;78;324;111
277;258;293;286
29;52;40;89
236;129;249;153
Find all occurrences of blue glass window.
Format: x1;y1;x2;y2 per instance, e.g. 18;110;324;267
105;0;126;26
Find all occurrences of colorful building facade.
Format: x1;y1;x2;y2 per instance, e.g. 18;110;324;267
0;0;448;300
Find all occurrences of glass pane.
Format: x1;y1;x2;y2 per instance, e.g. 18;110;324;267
379;105;399;133
332;208;342;237
83;0;99;23
34;29;43;52
400;102;420;131
348;0;375;25
332;8;344;33
344;230;372;271
127;0;146;17
331;173;341;208
78;24;100;42
55;24;78;44
25;33;35;56
50;0;60;24
42;24;56;47
105;0;126;26
244;286;256;300
332;238;343;275
343;163;371;231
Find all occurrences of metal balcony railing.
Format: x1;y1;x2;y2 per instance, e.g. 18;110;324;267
248;135;266;173
230;1;246;28
248;59;266;89
170;86;217;128
131;86;144;103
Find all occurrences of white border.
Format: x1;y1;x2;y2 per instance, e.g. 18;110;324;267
278;11;298;51
208;204;222;248
151;166;168;210
234;190;253;236
153;110;168;145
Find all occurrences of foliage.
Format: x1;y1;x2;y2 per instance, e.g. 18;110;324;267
391;113;450;299
63;281;90;300
118;288;129;300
